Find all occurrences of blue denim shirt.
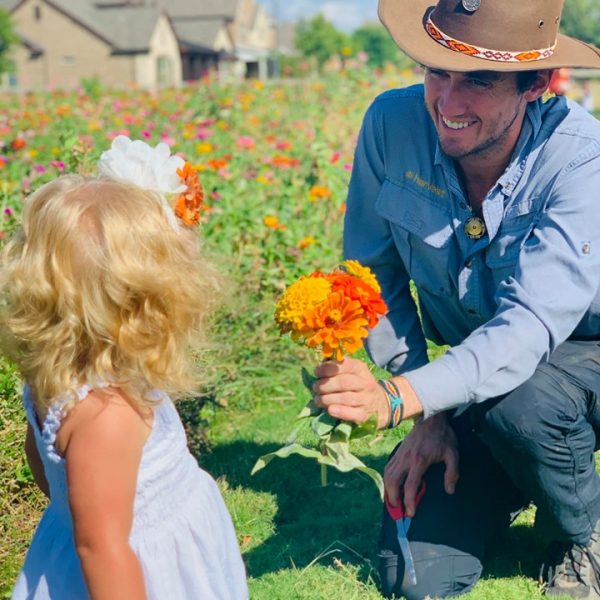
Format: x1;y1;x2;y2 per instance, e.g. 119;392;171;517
344;84;600;418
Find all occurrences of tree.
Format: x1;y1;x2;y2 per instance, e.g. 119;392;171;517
0;9;17;76
294;15;349;69
560;0;600;47
351;24;413;69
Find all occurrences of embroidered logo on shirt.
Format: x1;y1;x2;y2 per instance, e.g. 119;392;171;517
405;171;447;198
581;241;592;255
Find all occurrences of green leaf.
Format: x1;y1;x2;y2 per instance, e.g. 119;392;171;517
251;443;325;475
348;415;379;440
311;412;338;438
297;401;321;419
301;366;318;390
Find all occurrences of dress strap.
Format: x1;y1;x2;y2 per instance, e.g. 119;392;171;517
38;382;108;464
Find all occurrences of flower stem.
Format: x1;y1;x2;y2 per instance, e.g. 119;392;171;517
320;463;328;487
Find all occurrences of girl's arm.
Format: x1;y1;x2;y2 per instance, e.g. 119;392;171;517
25;423;49;497
57;389;152;600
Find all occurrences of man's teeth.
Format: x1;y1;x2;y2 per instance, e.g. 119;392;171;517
442;117;472;129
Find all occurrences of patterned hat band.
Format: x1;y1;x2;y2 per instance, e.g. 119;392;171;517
425;15;557;63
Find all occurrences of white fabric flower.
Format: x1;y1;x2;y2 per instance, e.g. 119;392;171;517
98;135;185;230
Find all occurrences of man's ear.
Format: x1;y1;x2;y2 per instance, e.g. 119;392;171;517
524;70;554;102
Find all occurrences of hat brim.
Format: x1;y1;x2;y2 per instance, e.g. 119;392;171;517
379;0;600;71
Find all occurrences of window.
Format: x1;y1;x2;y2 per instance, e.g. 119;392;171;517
34;5;41;20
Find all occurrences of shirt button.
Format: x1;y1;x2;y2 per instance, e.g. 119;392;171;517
465;259;474;268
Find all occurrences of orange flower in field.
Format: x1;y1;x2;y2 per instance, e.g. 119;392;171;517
328;272;387;328
206;157;229;170
174;162;204;226
264;215;286;230
10;138;26;151
298;236;316;250
309;185;332;201
303;291;369;361
271;155;300;169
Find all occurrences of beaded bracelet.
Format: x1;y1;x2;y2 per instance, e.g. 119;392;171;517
378;378;404;428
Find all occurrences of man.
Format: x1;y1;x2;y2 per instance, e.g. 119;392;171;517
314;1;600;598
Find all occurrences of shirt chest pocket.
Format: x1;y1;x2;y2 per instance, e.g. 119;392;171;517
376;179;454;297
485;198;538;268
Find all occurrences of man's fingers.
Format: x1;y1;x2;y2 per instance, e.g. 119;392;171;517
313;373;367;396
383;455;408;507
403;468;426;517
325;402;370;425
443;449;460;495
315;357;368;378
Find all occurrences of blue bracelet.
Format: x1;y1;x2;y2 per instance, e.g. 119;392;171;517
378;379;404;428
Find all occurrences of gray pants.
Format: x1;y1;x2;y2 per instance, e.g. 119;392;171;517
378;340;600;599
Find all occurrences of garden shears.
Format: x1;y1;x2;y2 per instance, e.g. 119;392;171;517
384;481;426;587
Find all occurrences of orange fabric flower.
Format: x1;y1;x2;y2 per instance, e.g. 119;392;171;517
302;291;369;362
174;162;204;226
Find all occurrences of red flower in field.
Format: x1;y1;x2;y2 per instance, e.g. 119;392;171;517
10;138;26;151
270;155;300;169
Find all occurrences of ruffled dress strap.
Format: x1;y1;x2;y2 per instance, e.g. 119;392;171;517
24;382;108;464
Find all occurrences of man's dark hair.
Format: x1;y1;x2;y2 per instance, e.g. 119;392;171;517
516;70;542;93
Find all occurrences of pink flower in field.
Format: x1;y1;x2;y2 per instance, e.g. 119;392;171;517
344;163;353;171
22;178;31;192
33;164;47;174
4;207;13;216
141;130;152;139
197;128;213;140
161;135;176;146
50;161;65;171
210;191;221;201
236;136;255;149
107;129;130;140
330;151;341;164
275;140;292;150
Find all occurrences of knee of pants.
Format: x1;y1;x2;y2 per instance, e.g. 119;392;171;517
478;370;580;448
378;546;482;600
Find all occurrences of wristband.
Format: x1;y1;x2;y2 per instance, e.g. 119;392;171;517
378;378;404;428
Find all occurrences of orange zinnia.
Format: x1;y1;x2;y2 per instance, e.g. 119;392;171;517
302;291;369;362
175;162;204;226
328;272;387;328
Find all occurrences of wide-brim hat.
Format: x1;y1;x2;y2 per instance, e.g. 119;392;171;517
379;0;600;71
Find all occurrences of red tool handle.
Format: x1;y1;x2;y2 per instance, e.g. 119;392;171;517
384;481;426;521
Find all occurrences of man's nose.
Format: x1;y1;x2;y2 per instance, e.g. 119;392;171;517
438;81;467;116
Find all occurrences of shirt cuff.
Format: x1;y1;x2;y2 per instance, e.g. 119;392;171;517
403;359;471;419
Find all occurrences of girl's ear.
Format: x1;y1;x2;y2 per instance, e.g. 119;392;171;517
524;70;554;102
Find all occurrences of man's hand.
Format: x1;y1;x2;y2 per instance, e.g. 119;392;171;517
385;412;459;516
314;358;390;428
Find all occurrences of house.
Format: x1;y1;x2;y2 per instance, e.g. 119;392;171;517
0;0;183;91
0;0;278;91
153;0;277;80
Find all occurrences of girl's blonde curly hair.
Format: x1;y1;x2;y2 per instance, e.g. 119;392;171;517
0;175;221;415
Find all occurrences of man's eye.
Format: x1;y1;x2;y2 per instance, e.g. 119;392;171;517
470;79;491;88
428;69;447;78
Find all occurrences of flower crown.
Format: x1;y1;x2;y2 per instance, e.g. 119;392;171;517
97;136;204;229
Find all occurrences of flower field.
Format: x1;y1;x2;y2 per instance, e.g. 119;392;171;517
0;67;550;599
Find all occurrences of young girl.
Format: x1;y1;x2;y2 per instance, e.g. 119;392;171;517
4;137;248;599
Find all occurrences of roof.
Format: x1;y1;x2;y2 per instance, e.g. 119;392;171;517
171;16;229;52
152;0;239;19
48;0;163;52
0;0;20;11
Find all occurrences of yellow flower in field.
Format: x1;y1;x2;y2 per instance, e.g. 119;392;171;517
253;80;265;90
343;260;381;293
298;236;316;250
194;163;207;172
256;175;271;185
88;120;102;132
27;149;38;159
263;215;286;230
275;275;331;334
309;185;332;201
0;180;17;192
51;147;61;155
341;46;352;57
196;142;213;154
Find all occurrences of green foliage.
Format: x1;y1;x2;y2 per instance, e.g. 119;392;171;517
0;9;17;75
295;15;349;69
560;0;600;47
351;24;413;69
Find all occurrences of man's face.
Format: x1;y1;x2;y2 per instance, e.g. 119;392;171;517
424;69;529;162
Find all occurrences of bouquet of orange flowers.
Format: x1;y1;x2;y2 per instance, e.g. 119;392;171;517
252;260;388;498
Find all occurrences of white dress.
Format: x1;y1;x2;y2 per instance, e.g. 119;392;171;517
12;385;248;600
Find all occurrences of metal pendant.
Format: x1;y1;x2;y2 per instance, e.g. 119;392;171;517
461;0;481;12
465;216;486;239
